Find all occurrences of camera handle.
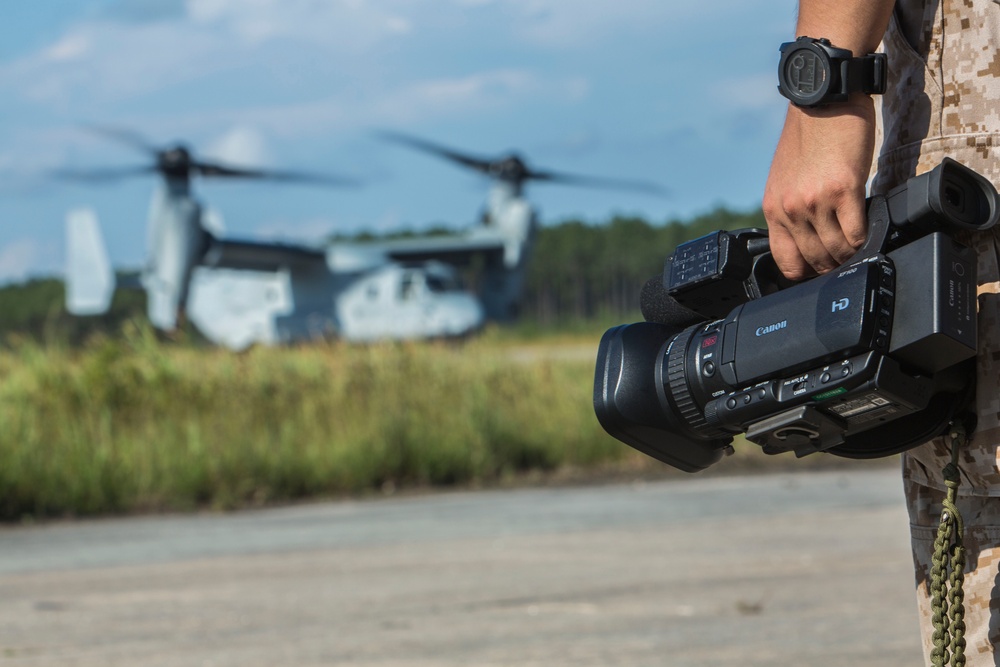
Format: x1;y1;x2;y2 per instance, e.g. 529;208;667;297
846;194;894;264
747;194;894;298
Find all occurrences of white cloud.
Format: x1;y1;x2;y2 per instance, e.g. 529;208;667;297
186;0;412;45
0;0;620;137
202;125;273;166
1;22;231;106
486;0;685;47
446;0;768;49
192;69;585;138
370;69;581;124
0;1;418;108
43;33;93;63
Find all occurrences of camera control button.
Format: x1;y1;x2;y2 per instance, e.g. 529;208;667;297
841;365;852;377
726;397;738;410
876;335;887;347
742;394;752;404
820;372;831;384
702;361;716;377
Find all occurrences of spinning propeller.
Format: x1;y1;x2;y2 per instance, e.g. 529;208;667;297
52;125;358;187
378;130;666;195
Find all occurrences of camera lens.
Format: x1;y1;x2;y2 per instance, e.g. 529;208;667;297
593;321;734;472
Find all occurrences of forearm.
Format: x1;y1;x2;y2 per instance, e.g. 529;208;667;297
762;0;895;279
794;0;894;56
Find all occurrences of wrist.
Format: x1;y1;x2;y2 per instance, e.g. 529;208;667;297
789;92;875;120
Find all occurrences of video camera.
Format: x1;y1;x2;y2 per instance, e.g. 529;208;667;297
594;159;1000;472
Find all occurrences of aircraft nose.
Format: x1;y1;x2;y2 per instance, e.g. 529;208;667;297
451;295;485;331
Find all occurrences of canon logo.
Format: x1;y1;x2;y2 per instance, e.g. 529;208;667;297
755;320;787;337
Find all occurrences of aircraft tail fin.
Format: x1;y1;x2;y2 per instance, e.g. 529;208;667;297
65;207;116;315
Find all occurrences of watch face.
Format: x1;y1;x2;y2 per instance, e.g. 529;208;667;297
783;47;829;102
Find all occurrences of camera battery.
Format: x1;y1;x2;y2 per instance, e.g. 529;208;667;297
888;232;977;373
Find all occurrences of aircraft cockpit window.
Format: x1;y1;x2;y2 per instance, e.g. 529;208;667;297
425;274;458;293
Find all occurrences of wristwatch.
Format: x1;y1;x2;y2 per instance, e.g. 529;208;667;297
777;36;887;108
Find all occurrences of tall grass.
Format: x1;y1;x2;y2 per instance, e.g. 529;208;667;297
0;325;624;519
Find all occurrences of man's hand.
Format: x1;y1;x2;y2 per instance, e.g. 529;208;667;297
762;95;877;280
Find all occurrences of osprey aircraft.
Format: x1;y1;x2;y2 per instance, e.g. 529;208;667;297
61;128;484;350
370;132;666;322
62;128;663;349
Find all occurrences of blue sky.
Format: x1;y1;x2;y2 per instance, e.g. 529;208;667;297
0;0;797;282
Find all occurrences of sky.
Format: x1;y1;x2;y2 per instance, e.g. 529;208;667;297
0;0;798;283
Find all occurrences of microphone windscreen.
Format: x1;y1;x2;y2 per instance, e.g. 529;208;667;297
640;276;706;328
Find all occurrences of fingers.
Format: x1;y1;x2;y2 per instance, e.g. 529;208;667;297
834;189;868;251
764;184;869;280
762;98;877;281
766;224;814;281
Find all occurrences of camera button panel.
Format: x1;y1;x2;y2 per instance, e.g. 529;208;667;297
709;353;879;429
668;233;720;290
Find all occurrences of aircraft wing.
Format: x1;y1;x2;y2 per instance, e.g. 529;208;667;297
374;236;507;268
200;238;328;273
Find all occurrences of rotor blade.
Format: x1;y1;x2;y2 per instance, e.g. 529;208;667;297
376;130;494;175
81;124;162;156
526;169;668;196
49;165;158;183
194;161;361;186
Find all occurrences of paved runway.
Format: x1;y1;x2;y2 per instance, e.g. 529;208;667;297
0;466;923;666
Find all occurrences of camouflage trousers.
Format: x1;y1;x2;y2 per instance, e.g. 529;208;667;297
872;0;1000;663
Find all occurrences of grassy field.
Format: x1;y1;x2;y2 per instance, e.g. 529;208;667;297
0;325;615;519
0;324;885;521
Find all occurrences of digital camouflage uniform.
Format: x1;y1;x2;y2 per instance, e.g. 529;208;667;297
871;0;1000;661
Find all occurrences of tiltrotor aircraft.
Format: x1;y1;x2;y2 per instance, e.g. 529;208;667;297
62;128;663;350
62;128;485;349
368;132;665;322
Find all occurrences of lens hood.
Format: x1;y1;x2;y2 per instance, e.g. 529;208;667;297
594;322;732;472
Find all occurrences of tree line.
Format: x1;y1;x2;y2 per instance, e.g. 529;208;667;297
523;207;765;325
0;207;765;342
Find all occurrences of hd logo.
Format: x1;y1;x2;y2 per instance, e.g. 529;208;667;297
831;297;850;312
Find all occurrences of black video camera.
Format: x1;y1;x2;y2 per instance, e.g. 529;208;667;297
594;158;999;472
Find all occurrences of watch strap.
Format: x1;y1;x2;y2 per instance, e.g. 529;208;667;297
843;53;887;96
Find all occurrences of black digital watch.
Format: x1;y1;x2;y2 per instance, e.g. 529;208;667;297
777;36;887;108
